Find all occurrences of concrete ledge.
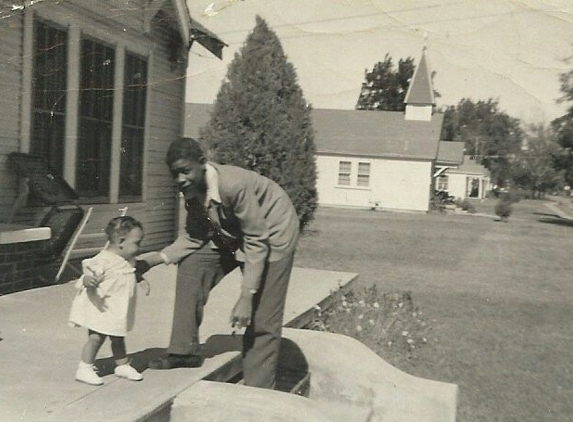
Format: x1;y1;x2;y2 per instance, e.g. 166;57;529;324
282;328;458;422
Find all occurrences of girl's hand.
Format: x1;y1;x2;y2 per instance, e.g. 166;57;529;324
82;275;101;288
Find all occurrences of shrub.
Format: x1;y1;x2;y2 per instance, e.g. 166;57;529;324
459;199;476;213
495;199;513;221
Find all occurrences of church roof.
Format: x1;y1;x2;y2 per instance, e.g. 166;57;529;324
184;104;444;161
404;50;435;105
312;109;443;160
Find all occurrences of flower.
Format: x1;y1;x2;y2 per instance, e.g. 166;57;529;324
356;325;363;332
359;300;366;307
401;331;409;336
373;302;380;308
368;319;375;325
357;314;364;320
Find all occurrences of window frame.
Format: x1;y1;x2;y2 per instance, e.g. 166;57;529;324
336;159;372;189
337;160;352;186
21;8;152;204
437;175;449;191
356;161;371;187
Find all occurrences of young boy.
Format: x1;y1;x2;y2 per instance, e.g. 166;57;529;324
141;138;299;389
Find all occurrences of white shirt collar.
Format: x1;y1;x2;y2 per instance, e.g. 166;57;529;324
204;163;221;207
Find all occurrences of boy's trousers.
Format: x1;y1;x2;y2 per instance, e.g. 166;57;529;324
166;245;294;389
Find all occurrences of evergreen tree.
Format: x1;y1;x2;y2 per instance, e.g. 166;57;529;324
200;16;317;229
356;54;439;111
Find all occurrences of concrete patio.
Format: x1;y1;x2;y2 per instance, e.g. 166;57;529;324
0;264;357;421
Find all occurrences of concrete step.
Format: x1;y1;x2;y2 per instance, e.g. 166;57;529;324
170;380;332;422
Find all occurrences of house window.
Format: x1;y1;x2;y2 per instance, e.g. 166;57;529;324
76;37;115;198
119;53;148;199
338;161;351;186
30;20;68;176
357;162;370;187
437;175;449;191
26;15;150;203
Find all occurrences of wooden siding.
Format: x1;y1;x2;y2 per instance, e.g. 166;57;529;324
0;1;187;258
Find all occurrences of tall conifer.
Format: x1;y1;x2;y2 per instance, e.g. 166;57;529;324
201;16;317;228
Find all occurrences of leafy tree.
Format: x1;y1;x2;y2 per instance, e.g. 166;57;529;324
355;54;439;111
511;125;564;198
551;115;573;186
200;16;317;229
551;55;573;187
441;98;523;185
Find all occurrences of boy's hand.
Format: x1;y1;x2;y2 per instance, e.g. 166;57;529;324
135;260;151;282
230;291;253;329
82;275;101;288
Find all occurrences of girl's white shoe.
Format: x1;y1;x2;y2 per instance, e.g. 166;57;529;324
76;362;104;386
114;364;143;381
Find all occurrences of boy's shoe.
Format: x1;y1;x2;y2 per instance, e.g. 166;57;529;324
75;362;104;386
114;364;143;381
148;353;204;370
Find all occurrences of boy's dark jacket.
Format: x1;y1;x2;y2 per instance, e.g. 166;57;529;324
161;163;299;290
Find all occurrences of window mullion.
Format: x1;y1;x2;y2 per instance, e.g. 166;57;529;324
64;26;81;186
109;44;125;203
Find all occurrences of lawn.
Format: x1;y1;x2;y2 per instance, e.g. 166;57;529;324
294;199;573;421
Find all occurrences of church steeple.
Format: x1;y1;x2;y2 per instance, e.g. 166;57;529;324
404;47;435;121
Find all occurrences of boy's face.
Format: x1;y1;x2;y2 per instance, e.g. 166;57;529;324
170;158;207;201
118;227;144;260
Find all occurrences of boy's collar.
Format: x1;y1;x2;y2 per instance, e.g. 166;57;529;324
204;162;221;207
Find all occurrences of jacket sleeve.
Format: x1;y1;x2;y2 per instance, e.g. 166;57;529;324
231;182;270;290
160;234;205;264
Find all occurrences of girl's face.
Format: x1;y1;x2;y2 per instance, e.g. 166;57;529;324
170;158;207;201
117;227;144;260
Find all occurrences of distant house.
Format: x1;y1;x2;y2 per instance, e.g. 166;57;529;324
186;49;457;213
438;155;492;200
0;1;224;258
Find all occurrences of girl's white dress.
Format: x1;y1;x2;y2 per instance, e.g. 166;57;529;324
69;250;137;337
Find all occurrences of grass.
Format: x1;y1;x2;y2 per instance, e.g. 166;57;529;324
294;199;573;421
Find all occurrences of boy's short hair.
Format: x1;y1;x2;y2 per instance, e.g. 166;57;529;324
105;216;143;243
166;137;205;167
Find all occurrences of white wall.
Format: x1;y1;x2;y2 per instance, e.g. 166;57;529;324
316;155;433;212
447;173;491;200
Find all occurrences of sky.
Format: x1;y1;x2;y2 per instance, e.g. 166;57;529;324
186;0;573;125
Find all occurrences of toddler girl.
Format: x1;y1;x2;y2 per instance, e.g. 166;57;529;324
69;216;145;385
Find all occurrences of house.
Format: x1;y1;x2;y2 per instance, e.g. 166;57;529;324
185;49;452;213
436;154;492;200
0;0;224;292
313;49;443;212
